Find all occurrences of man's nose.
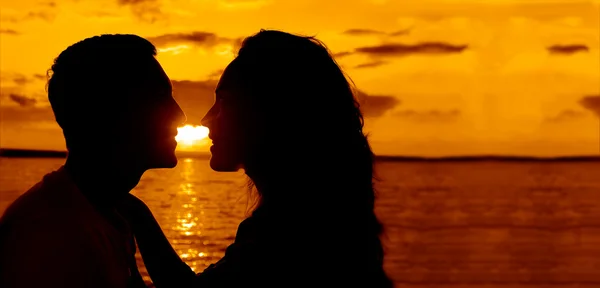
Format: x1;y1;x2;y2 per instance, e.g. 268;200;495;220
173;101;186;125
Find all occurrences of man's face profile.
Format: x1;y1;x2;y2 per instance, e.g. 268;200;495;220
112;57;185;169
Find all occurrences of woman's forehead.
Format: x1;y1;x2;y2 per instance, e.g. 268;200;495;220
216;59;242;93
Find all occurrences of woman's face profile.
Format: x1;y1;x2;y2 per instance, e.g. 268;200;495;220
201;61;250;172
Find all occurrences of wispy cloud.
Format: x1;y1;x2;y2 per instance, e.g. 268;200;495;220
356;42;468;57
117;0;163;23
547;44;589;55
332;51;353;58
171;79;219;125
146;31;241;50
33;74;46;81
207;69;225;79
2;10;57;23
579;95;600;117
356;91;400;118
0;73;46;85
0;73;49;109
353;61;388;69
342;28;411;36
0;29;20;35
43;1;56;8
393;109;461;122
217;0;272;10
168;79;400;123
9;94;37;107
0;106;55;123
545;109;587;123
337;42;468;58
1;1;59;23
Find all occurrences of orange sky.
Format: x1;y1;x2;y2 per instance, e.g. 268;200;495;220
0;0;599;156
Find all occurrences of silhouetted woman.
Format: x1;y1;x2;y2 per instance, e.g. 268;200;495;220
121;29;393;288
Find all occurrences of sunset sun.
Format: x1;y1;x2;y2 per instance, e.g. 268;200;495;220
175;125;210;147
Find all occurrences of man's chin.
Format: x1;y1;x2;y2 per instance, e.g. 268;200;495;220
209;157;239;172
147;153;178;169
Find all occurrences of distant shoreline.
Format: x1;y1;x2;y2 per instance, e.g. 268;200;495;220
1;148;599;162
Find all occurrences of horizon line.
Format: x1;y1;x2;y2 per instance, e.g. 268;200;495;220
1;148;599;162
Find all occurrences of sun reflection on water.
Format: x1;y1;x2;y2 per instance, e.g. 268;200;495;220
173;158;209;265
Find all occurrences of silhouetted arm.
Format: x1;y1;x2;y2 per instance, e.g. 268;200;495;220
117;194;197;288
119;196;290;288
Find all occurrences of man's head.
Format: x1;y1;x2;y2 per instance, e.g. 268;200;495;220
47;34;185;170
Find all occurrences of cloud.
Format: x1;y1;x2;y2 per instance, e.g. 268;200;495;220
33;74;47;81
117;0;163;23
217;0;272;9
207;69;225;79
545;109;587;123
336;42;468;58
0;29;19;35
2;10;56;23
146;31;240;49
171;80;218;125
343;29;386;36
342;28;411;36
0;73;46;86
78;10;126;21
118;0;153;3
355;42;468;57
0;106;55;123
355;91;400;118
354;61;388;69
332;51;353;58
393;109;461;122
0;74;49;109
26;11;56;22
547;44;590;55
168;79;399;124
0;1;58;23
12;75;30;86
579;95;600;117
389;29;412;36
9;94;37;107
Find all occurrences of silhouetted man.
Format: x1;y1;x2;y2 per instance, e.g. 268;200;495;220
0;34;185;288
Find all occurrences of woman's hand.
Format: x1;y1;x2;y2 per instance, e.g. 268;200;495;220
115;193;196;288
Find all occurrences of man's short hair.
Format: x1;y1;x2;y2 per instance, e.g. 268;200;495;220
47;34;157;138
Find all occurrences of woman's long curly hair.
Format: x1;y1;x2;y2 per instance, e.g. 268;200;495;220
231;29;393;287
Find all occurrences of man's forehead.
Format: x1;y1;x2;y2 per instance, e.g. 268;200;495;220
133;59;171;89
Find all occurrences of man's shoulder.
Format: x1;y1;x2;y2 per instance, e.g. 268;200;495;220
2;182;47;221
0;169;77;227
0;175;95;253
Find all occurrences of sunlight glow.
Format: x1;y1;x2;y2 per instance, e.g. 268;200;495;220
175;125;210;146
158;45;191;55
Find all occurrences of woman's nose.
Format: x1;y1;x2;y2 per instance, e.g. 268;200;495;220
201;107;217;128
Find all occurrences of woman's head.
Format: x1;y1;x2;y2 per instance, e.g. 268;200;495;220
202;29;392;286
202;30;367;180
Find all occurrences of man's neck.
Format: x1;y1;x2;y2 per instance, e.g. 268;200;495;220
64;152;145;211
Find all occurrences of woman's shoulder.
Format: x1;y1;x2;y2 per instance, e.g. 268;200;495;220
234;214;263;243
